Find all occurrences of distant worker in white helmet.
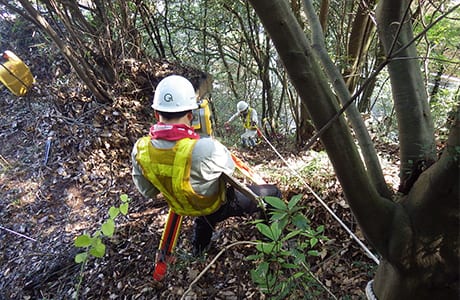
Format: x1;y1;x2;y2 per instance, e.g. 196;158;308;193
224;101;259;149
131;75;281;260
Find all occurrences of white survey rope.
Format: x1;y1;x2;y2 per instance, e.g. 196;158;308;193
258;131;380;264
366;280;378;300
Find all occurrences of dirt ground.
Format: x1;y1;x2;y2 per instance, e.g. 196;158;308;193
0;73;400;299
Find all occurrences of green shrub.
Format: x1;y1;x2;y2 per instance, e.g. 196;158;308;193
72;194;131;299
247;194;328;299
74;193;131;263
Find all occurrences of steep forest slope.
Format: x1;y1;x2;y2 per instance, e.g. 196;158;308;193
0;34;399;300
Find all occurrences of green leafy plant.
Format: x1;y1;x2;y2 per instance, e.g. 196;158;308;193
72;194;131;299
247;195;328;299
74;194;131;263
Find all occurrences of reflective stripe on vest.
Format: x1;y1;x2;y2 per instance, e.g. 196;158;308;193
242;108;257;130
135;136;225;216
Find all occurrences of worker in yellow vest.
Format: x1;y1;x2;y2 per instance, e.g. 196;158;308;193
225;101;259;149
132;75;281;256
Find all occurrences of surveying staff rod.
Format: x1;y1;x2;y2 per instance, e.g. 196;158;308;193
256;128;380;264
153;209;183;281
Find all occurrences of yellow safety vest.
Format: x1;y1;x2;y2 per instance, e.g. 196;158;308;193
135;136;226;216
242;108;257;130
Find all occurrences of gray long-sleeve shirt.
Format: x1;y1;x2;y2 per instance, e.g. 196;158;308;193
227;108;258;126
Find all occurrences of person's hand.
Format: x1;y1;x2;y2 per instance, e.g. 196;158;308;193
224;122;232;132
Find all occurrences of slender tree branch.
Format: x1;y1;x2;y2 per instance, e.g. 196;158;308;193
181;241;258;300
303;0;391;198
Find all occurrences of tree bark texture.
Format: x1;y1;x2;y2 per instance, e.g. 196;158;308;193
373;108;459;299
303;0;391;198
249;0;459;299
248;0;397;255
375;0;436;186
16;0;112;102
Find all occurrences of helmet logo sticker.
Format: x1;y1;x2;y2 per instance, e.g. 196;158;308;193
164;93;173;102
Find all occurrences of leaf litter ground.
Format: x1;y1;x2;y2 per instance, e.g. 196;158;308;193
0;81;400;299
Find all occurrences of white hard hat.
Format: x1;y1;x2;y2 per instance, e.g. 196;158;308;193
152;75;198;112
237;101;249;113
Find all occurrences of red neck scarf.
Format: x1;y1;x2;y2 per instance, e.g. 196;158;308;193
149;122;200;141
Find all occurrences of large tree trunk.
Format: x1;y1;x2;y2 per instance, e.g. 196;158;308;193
375;0;437;189
373;110;459;299
372;1;459;298
248;0;459;299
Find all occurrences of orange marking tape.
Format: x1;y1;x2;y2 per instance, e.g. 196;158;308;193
230;153;266;185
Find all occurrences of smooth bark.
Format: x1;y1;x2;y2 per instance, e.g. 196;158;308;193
303;0;391;198
376;0;436;186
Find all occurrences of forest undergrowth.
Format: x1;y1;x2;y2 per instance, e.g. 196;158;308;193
0;78;400;299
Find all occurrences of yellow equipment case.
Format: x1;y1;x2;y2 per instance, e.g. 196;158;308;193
0;50;34;96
